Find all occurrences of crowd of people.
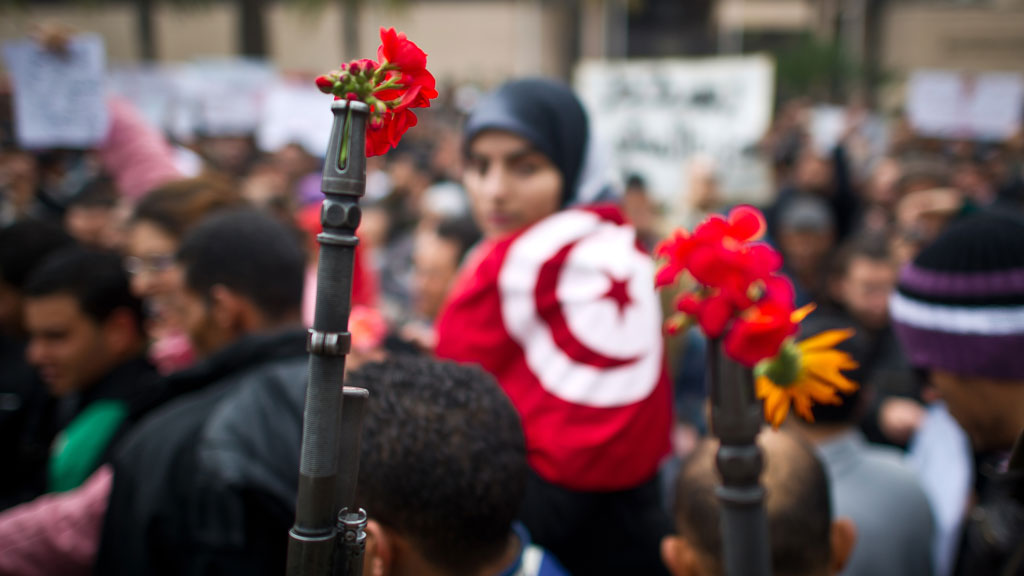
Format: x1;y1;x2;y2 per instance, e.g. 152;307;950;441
1;30;1023;576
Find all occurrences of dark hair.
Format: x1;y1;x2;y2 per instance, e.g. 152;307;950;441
435;216;481;264
464;78;588;206
131;176;245;240
674;432;833;576
176;209;305;320
830;232;892;280
625;173;647;191
23;246;143;327
349;357;527;574
68;175;118;209
0;219;74;289
895;156;951;196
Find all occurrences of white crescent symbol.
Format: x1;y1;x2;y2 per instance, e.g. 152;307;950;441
499;211;663;408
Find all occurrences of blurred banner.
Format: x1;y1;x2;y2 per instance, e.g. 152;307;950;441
2;34;109;149
257;81;333;158
105;59;330;156
575;55;775;207
907;70;1024;141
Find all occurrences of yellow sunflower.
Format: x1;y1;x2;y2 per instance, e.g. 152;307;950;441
754;328;860;428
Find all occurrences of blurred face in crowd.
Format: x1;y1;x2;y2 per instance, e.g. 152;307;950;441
272;143;317;183
930;370;1024;452
178;282;231;359
839;256;896;331
464;131;562;239
866;158;902;208
623;187;656;236
65;204;124;250
412;231;461;321
126;221;184;323
0;149;38;213
199;135;254;177
241;166;291;215
25;294;128;397
779;227;835;280
795;153;833;195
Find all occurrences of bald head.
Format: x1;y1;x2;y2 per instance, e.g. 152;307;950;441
668;430;840;576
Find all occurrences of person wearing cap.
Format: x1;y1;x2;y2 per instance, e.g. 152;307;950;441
890;211;1024;576
435;78;673;575
776;194;837;307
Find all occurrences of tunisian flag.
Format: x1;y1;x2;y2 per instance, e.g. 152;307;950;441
435;204;671;492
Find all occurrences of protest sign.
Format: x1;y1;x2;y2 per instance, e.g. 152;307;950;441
176;59;278;138
257;80;334;157
907;70;1024;141
106;59;281;143
106;65;179;137
2;34;109;149
575;55;775;207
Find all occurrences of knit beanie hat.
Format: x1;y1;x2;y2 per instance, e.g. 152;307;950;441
890;211;1024;381
463;78;589;207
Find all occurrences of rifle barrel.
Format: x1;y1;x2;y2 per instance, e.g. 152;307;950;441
288;100;369;576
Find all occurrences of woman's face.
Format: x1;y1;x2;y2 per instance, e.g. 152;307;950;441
463;131;563;239
125;221;181;303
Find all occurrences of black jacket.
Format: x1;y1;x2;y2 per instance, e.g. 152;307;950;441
0;334;49;510
955;434;1024;576
96;328;309;575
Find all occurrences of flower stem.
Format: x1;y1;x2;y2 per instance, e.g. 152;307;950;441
339;105;352;170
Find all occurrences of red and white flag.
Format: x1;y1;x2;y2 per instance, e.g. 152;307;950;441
436;204;672;492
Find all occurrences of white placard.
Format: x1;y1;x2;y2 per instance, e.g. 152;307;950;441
907;70;1024;141
810;105;890;165
2;35;109;149
106;65;179;136
575;56;775;207
175;59;279;139
257;81;334;157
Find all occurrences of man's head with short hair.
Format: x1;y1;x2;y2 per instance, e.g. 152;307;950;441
348;357;527;576
0;218;74;334
829;233;896;331
23;246;145;396
661;429;855;576
174;209;305;356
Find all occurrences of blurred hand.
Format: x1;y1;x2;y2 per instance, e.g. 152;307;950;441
399;322;436;353
30;23;75;54
880;397;926;445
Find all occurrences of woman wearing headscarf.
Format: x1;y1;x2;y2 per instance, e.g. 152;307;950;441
435;78;673;575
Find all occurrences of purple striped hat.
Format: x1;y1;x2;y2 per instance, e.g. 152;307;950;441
891;211;1024;381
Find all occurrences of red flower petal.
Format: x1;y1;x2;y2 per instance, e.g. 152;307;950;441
698;293;735;338
365;123;390;157
655;262;683;288
727;205;767;242
378;27;427;72
723;294;798;366
386;108;418;148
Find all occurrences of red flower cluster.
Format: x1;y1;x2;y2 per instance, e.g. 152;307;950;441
315;28;438;157
655;206;802;367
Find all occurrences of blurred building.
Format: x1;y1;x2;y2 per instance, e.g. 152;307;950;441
0;0;1022;87
714;0;1024;83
